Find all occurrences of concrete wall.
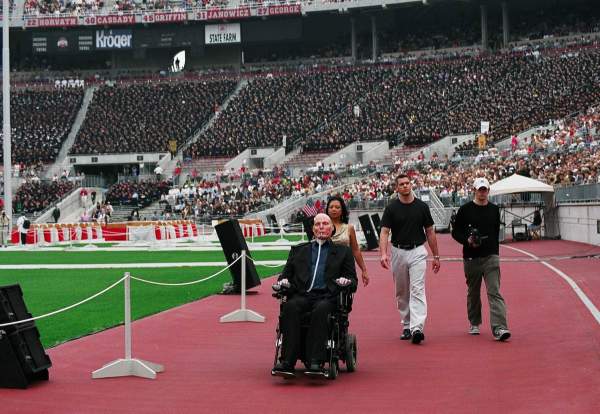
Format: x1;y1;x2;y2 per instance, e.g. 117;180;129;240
349;204;600;246
225;147;278;171
554;204;600;245
409;133;475;159
72;152;168;166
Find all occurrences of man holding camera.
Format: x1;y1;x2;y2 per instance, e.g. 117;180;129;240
452;177;511;341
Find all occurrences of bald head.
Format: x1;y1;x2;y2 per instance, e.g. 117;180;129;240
313;213;333;241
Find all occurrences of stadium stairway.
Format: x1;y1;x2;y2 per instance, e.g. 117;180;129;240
45;86;98;180
280;150;335;173
181;157;231;179
159;79;248;178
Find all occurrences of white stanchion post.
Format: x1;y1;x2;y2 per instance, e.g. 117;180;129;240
92;272;164;379
220;250;265;323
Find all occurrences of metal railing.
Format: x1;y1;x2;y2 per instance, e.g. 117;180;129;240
555;183;600;204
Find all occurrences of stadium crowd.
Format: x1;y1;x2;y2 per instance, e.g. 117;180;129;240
105;179;171;206
0;89;83;164
70;80;237;155
181;45;600;158
337;107;600;208
13;180;75;214
24;0;104;15
110;168;341;220
185;69;389;157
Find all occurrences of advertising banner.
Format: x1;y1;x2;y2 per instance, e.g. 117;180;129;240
205;23;241;45
96;29;133;50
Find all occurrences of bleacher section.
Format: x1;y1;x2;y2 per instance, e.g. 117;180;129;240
281;151;335;171
0;89;83;164
69;80;237;155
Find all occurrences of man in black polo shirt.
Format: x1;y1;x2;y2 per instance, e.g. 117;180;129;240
451;177;511;341
380;174;441;344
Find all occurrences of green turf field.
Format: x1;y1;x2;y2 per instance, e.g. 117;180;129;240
0;250;288;348
0;249;289;265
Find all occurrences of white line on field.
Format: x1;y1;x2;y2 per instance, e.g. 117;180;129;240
502;244;600;325
0;261;286;270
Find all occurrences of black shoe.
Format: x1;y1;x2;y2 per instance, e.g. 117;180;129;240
411;330;425;344
272;362;295;379
400;329;412;340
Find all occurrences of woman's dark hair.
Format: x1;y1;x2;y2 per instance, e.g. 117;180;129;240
326;195;349;224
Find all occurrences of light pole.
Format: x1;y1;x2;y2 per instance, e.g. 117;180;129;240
2;0;13;230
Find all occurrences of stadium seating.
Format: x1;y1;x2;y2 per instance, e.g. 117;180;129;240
0;89;83;164
14;180;75;214
69;80;237;155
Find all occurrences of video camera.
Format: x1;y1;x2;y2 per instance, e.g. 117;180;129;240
467;225;487;247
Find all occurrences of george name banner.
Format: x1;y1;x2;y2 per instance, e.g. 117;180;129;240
205;23;241;45
257;4;302;17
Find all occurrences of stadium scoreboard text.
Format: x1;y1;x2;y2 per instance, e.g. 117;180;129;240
205;24;241;45
31;24;216;54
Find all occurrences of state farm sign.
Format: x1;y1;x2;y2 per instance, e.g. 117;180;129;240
205;23;241;45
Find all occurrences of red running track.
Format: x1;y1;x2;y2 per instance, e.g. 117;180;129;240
0;235;598;413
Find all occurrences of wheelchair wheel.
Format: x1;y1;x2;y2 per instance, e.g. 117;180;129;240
345;334;357;372
326;361;338;380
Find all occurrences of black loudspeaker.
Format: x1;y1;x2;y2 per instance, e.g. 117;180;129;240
302;217;314;241
358;215;379;251
370;213;382;238
215;220;261;292
0;284;32;331
0;284;52;389
267;214;280;234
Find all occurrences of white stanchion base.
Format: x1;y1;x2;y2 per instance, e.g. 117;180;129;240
92;358;164;379
220;309;265;323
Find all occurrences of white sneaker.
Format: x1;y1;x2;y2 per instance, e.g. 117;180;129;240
494;328;511;341
468;325;480;335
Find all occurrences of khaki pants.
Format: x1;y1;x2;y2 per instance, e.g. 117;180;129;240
0;228;8;246
391;244;428;333
463;255;508;333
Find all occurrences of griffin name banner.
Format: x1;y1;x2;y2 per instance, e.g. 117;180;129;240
205;23;241;45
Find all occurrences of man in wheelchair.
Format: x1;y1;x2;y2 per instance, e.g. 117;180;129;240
272;213;358;379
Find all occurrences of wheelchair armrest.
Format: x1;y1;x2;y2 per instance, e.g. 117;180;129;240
272;283;292;300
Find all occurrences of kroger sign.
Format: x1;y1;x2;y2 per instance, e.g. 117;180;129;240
96;30;133;49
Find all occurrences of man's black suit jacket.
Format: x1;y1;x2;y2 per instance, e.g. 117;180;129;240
278;241;358;295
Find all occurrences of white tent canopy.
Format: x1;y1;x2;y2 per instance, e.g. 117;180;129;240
489;174;554;196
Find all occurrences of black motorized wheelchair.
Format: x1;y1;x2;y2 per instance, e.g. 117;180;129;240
271;284;357;380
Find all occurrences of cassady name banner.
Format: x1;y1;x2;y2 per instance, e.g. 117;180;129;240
205;23;241;45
